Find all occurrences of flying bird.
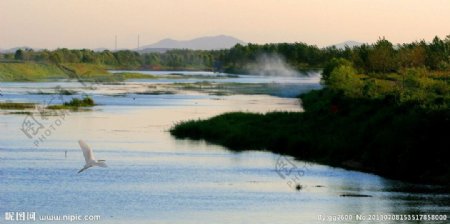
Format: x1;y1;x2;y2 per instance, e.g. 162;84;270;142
77;140;107;173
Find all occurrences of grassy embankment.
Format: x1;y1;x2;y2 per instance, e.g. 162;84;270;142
0;62;66;81
0;62;155;82
171;64;450;185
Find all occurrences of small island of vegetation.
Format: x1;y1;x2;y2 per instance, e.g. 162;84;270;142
47;97;95;110
0;102;36;110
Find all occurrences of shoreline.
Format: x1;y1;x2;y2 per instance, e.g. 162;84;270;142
170;88;450;187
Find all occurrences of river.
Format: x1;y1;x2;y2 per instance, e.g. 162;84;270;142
0;71;448;223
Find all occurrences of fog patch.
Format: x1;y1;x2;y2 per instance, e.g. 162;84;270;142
246;54;301;77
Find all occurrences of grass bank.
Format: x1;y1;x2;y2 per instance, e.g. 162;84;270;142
0;62;162;82
0;62;66;81
0;62;113;82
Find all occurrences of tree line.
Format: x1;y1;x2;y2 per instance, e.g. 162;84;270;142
1;35;449;73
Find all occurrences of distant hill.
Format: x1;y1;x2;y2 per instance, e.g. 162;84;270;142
92;48;109;52
331;41;363;49
0;46;40;53
138;35;245;52
138;48;172;53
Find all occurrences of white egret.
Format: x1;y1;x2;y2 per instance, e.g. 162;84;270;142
77;140;107;173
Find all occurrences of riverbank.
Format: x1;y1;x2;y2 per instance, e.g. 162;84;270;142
170;88;449;185
170;64;450;186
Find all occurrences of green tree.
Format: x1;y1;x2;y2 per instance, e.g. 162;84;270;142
328;64;363;97
368;38;397;72
398;42;426;68
322;58;353;83
14;49;24;60
426;36;448;70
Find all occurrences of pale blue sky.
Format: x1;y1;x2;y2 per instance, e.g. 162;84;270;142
1;0;449;49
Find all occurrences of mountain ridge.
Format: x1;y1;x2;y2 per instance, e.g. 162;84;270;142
331;40;364;49
138;35;246;52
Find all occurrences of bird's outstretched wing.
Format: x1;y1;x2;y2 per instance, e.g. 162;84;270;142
78;140;95;163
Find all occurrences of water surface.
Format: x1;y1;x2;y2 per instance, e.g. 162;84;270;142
0;71;448;223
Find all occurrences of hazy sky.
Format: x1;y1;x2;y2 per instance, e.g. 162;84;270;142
1;0;449;49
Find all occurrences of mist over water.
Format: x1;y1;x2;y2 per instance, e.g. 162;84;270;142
246;54;301;77
242;54;321;97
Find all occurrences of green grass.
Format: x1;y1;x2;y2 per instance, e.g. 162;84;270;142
135;90;176;95
59;63;120;83
0;62;154;82
0;62;119;82
47;97;95;110
0;102;35;110
0;62;66;81
61;63;109;76
57;89;77;95
0;97;95;111
112;72;159;80
8;111;33;115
